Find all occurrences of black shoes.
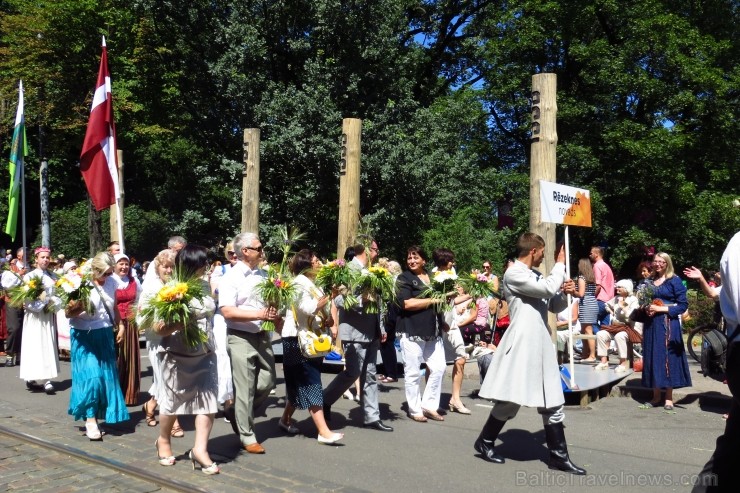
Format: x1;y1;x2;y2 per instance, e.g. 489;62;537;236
364;420;393;432
544;423;586;475
474;414;508;464
474;437;505;464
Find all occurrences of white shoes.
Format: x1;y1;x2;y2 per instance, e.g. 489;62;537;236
317;432;343;445
85;422;103;441
594;362;609;371
43;381;54;394
614;364;628;373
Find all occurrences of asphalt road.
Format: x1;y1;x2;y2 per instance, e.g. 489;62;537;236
0;349;729;492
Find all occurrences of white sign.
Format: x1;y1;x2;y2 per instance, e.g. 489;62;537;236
539;180;592;227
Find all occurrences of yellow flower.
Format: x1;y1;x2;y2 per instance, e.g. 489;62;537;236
369;266;389;276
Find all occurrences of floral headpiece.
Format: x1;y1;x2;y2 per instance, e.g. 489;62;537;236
34;246;51;255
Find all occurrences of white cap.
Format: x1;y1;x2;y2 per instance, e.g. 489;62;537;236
114;253;130;263
62;261;78;273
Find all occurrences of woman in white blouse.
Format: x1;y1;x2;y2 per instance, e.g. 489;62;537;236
66;252;129;441
279;249;342;444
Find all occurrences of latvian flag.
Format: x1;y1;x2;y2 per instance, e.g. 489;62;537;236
80;36;120;211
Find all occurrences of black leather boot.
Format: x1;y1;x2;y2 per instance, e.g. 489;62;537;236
474;414;507;464
544;423;586;475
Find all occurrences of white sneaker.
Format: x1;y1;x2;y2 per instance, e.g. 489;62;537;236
594;362;609;371
614;364;628;373
43;381;54;394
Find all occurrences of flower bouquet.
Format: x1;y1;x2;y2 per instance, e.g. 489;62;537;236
630;281;661;323
315;259;359;308
421;269;459;312
458;271;501;301
137;274;208;347
255;225;303;331
56;261;95;316
355;265;396;314
7;274;46;309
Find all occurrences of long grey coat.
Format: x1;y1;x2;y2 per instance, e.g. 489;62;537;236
479;260;568;409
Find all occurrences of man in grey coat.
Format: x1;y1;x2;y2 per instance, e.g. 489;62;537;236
323;241;393;432
474;233;585;475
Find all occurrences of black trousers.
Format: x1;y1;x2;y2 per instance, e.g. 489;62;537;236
693;338;740;492
4;305;24;357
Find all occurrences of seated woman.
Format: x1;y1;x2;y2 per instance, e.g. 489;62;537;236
556;297;581;362
458;296;490;346
595;279;639;372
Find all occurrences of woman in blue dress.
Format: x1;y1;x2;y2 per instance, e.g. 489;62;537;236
639;252;691;411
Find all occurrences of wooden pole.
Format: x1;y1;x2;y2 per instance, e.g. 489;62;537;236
109;150;124;246
337;118;361;259
530;73;558;337
242;129;260;233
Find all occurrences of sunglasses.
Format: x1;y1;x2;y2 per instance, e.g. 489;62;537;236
245;246;264;253
227;251;236;256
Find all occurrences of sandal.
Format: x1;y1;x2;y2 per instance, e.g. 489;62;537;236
171;424;185;438
410;414;428;423
638;401;661;409
422;409;445;421
380;376;398;383
142;403;157;427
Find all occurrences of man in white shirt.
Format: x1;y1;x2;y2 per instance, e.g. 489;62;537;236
693;231;740;492
219;232;281;454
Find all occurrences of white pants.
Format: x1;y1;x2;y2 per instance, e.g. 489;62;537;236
400;335;446;416
213;313;234;404
597;330;629;359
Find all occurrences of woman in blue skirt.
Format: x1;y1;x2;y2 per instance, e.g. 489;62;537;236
639;252;691;411
66;252;130;440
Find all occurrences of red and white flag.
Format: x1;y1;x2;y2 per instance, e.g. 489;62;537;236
80;36;120;211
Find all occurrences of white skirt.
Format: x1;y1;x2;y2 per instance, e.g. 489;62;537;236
19;311;60;381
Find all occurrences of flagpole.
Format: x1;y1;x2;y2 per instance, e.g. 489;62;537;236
20;149;26;261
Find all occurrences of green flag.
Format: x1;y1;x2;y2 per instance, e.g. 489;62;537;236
5;80;27;241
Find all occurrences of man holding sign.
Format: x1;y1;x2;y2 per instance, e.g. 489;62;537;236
474;233;585;475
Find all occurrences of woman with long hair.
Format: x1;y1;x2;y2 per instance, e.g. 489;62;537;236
639;252;691;410
576;257;600;362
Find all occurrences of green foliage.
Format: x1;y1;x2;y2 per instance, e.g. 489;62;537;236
422;206;519;277
36;201;169;259
1;0;737;278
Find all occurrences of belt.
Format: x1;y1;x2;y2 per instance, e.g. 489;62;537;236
227;328;264;337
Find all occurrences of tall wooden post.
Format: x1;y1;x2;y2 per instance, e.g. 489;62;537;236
109;150;124;245
337;118;361;259
530;73;558;337
242;129;260;233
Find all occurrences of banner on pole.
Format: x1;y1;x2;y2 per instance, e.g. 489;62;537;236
539;180;592;227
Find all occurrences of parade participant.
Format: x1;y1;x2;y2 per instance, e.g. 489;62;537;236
220;232;281;454
151;245;220;474
2;247;28;367
323;241;392;432
111;253;141;405
19;247;60;394
692;231;740;492
138;249;185;436
397;245;447;423
67;252;129;441
210;241;237;424
280;249;343;443
474;233;585;475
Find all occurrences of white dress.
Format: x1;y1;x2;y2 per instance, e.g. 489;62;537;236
19;269;60;381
